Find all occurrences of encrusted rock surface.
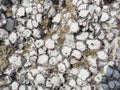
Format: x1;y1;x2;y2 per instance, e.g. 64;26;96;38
0;0;120;90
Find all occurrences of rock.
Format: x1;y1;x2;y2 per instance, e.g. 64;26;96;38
32;20;38;28
58;63;66;72
37;54;49;64
82;85;91;90
11;81;19;90
16;7;25;17
35;39;44;48
32;29;40;38
45;39;55;49
36;14;42;23
100;12;109;22
78;68;90;80
76;32;88;41
86;39;101;50
87;56;97;66
38;48;45;55
68;79;76;87
102;84;109;90
5;18;15;31
23;29;32;38
97;50;108;60
78;4;87;10
8;32;17;44
76;41;86;51
61;46;72;57
70;21;79;33
19;85;26;90
113;70;120;79
49;57;57;65
9;54;22;67
36;74;45;84
26;19;33;29
109;81;115;89
52;13;61;23
50;76;60;86
103;66;114;76
72;50;81;59
0;29;8;40
26;7;32;14
79;10;89;18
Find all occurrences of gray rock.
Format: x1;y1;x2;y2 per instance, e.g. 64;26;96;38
102;84;109;90
5;18;15;31
113;70;120;79
108;81;115;89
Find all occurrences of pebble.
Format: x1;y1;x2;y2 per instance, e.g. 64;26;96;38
37;54;49;64
36;14;42;23
52;13;61;23
26;7;32;14
79;10;89;18
32;29;40;38
45;39;55;49
97;50;108;60
11;81;19;90
100;12;109;22
23;29;32;38
76;41;86;51
78;68;90;80
61;46;72;57
16;7;25;17
109;81;115;89
26;19;33;29
0;29;8;40
113;70;120;79
70;21;79;33
36;74;45;84
9;54;22;67
76;32;88;41
72;50;81;59
5;18;15;31
102;84;109;90
49;57;57;65
19;85;26;90
104;65;114;76
86;39;101;50
32;20;38;28
82;85;91;90
87;56;97;66
35;39;44;48
58;63;66;72
8;32;17;44
68;79;76;87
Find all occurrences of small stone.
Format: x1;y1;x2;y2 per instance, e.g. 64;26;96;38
61;46;72;57
68;79;76;87
94;73;103;83
26;7;32;14
9;32;17;44
82;85;91;90
37;54;48;64
36;14;42;23
113;70;120;79
19;85;26;90
102;84;109;90
9;54;22;67
45;39;55;49
16;7;25;17
79;10;89;18
76;41;86;51
106;32;114;41
86;39;101;50
70;21;79;33
100;12;109;22
51;76;60;86
5;18;15;31
114;80;120;87
0;29;8;40
23;29;32;38
11;81;19;90
63;58;70;68
72;50;81;59
36;74;45;84
32;29;40;38
104;66;114;76
52;13;61;23
78;68;90;80
49;57;57;65
26;19;33;29
35;39;44;48
78;4;87;10
58;63;66;72
76;32;88;41
32;20;38;28
97;50;108;60
109;81;115;89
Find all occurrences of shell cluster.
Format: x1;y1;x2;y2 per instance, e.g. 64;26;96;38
0;0;120;90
